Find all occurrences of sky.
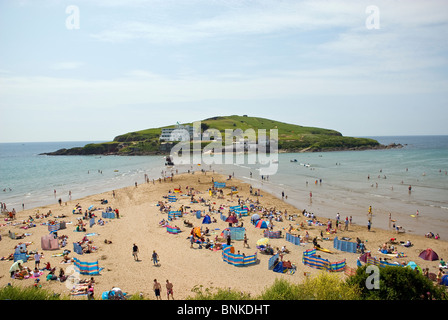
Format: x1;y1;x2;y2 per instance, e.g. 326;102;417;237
0;0;447;143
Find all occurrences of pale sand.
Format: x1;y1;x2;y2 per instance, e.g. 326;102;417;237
1;172;447;300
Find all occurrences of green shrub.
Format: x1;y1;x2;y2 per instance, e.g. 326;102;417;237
346;266;447;300
0;285;67;300
188;285;252;300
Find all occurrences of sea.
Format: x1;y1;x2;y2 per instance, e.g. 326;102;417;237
0;136;447;237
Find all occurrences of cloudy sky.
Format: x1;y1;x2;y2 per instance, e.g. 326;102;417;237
0;0;447;142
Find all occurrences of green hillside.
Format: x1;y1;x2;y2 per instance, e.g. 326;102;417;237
42;115;384;155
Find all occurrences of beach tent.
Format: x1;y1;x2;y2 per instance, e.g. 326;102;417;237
406;261;422;273
255;220;269;229
41;234;59;250
441;274;448;286
419;248;439;261
202;215;211;224
251;214;260;224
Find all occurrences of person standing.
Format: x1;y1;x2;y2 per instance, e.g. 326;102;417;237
166;280;174;300
133;243;139;261
152;250;159;266
34;252;42;269
367;219;372;232
153;279;162;300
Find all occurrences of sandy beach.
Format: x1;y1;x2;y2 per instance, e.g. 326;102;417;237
1;172;447;300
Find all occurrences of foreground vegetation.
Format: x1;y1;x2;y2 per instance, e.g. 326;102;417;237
2;267;445;300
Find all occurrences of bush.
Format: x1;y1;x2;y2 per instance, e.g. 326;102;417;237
0;285;67;300
188;285;252;300
259;278;301;300
346;266;447;300
260;273;360;300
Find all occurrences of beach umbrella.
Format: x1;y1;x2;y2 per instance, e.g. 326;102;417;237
255;220;269;229
256;238;270;246
9;260;23;273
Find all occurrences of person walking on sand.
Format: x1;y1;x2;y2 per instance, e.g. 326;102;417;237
166;280;174;300
367;219;372;232
153;279;162;300
133;243;139;261
152;250;159;266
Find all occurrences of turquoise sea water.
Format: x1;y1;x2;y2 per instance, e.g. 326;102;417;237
0;136;447;236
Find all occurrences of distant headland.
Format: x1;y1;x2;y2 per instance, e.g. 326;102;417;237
40;115;402;156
